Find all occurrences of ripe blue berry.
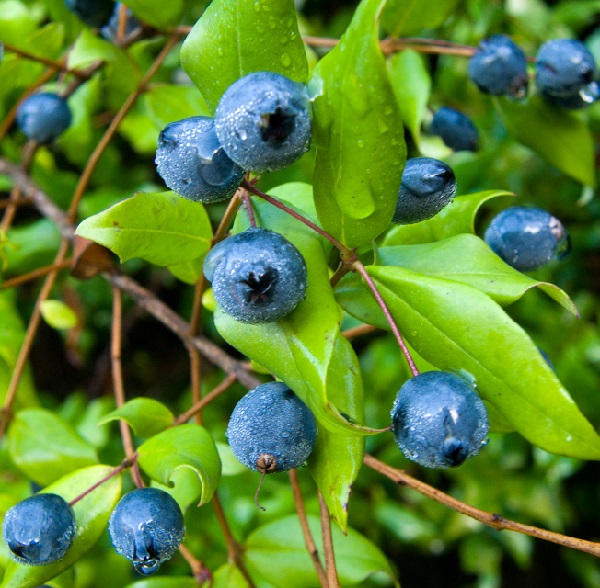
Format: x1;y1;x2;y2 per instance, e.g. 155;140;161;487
226;382;317;473
392;157;456;224
214;72;312;173
203;227;307;324
2;493;76;565
155;116;245;203
64;0;115;28
536;39;598;109
391;371;489;469
16;93;72;143
430;107;479;152
468;34;528;98
484;206;570;272
109;488;185;576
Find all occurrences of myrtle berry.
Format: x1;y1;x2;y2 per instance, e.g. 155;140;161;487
109;488;185;576
392;157;456;224
64;0;115;28
16;93;72;143
484;206;570;272
155;116;245;203
536;39;597;108
203;227;307;324
214;72;312;173
391;371;489;469
226;382;317;473
430;107;479;152
468;34;528;98
2;493;76;565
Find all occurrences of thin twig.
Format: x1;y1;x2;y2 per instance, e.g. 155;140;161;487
175;373;237;425
178;544;212;586
213;188;244;244
352;261;419;377
342;323;378;339
2;43;89;76
290;470;327;588
1;259;73;289
111;287;144;488
188;277;205;425
244;191;257;227
364;453;600;558
318;492;340;588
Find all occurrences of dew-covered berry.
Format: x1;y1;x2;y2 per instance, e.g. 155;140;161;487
391;371;489;469
155;116;245;203
536;39;598;108
203;227;307;324
214;72;312;173
468;34;528;98
392;157;457;224
109;488;185;576
226;382;317;473
2;493;76;565
64;0;115;28
430;107;479;152
16;93;72;144
484;206;570;272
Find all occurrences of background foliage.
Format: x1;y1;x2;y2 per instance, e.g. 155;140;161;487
1;0;600;587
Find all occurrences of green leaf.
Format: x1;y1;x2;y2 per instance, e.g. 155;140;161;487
213;564;250;588
98;398;175;438
123;578;200;588
122;0;183;28
496;96;595;186
137;424;221;505
40;300;78;330
215;198;368;528
381;0;461;36
76;191;213;268
167;254;206;286
311;0;406;248
341;266;600;459
180;0;308;111
378;234;578;313
387;50;431;147
382;190;513;246
7;409;98;486
245;515;396;588
0;465;122;588
143;84;210;131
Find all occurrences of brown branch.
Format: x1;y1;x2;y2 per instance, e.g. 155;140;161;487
364;454;600;558
1;259;73;290
178;544;212;586
175;373;238;425
290;470;327;588
342;323;378;339
188;278;205;425
318;492;340;588
2;43;89;77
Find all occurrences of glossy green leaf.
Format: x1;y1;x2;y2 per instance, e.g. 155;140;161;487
311;0;406;248
378;234;577;313
0;465;122;588
122;0;183;28
7;409;98;486
213;564;250;588
382;190;513;246
180;0;307;111
381;0;461;35
137;424;221;505
387;50;431;147
40;300;78;330
245;515;396;587
143;84;210;132
496;96;595;186
341;266;600;459
167;254;207;286
215;197;367;528
98;398;175;438
123;577;199;588
76;191;213;268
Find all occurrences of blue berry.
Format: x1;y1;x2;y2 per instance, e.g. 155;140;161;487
100;3;141;41
214;72;312;173
64;0;115;28
536;39;598;109
430;107;479;152
226;382;317;473
16;93;72;143
391;371;489;469
203;227;307;324
484;206;570;272
109;488;185;576
392;157;456;224
155;116;245;203
468;34;528;98
2;493;76;565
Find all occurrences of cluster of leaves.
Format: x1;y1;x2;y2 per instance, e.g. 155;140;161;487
1;0;600;586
